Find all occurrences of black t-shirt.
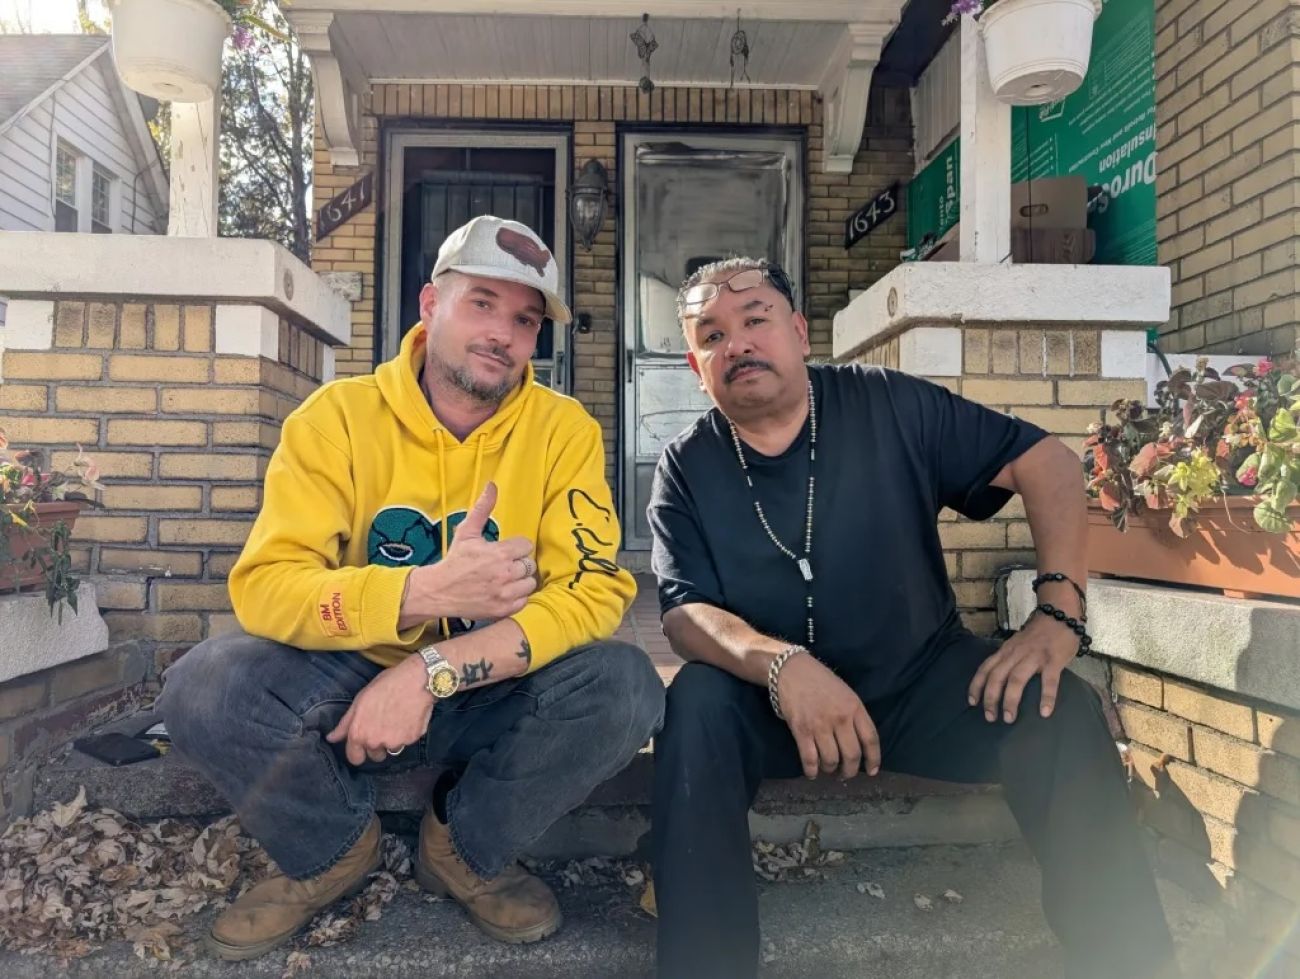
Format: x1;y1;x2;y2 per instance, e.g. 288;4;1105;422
648;363;1048;700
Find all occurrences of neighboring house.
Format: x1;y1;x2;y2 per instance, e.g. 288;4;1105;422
0;34;169;323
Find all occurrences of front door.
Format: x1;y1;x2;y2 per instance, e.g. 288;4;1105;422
384;131;571;389
620;133;802;550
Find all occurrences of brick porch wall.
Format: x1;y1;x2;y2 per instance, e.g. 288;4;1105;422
1113;660;1300;972
312;81;915;477
1155;0;1300;357
0;298;328;821
845;325;1144;636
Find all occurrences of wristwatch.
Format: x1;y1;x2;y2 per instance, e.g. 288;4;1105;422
418;645;461;699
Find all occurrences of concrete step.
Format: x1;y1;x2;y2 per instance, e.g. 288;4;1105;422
0;842;1235;979
35;709;1018;860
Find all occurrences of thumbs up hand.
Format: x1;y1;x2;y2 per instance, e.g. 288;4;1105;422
411;482;538;623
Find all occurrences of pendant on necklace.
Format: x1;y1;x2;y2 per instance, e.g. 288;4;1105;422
798;558;813;582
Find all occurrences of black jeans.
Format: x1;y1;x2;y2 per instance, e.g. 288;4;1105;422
651;631;1177;979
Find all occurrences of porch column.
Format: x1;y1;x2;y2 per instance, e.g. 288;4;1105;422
958;16;1011;263
168;96;221;237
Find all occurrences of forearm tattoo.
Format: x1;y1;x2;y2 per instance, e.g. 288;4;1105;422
517;637;532;667
460;659;494;686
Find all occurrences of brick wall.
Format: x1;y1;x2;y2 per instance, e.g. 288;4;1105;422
0;296;328;823
846;324;1145;635
1156;0;1300;357
0;299;325;668
312;80;914;475
1114;660;1300;972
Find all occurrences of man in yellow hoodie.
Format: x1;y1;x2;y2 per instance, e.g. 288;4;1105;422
159;215;664;960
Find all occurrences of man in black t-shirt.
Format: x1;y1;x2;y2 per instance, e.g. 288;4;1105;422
648;258;1178;979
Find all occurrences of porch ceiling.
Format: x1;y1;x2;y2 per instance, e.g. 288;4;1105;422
286;0;908;172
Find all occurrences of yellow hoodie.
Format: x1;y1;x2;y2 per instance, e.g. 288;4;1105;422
229;324;636;671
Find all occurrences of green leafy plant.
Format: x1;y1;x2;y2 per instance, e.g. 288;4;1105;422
0;430;104;619
1083;357;1300;537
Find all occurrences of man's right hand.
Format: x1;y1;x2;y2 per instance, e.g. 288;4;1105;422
407;482;537;623
777;653;881;780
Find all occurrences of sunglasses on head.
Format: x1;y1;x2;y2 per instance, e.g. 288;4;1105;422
682;266;796;311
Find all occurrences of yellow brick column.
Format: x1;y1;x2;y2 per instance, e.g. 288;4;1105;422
1;294;335;670
832;263;1167;634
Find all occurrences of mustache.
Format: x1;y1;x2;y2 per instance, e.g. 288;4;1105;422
467;344;516;369
725;358;774;383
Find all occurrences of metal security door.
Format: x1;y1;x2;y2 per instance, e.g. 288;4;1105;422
620;133;801;550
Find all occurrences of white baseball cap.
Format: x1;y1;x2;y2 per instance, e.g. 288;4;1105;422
431;215;572;324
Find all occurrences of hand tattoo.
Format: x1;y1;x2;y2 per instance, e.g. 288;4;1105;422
460;658;493;686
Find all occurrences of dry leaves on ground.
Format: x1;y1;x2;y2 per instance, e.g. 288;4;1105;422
0;787;408;970
752;820;845;882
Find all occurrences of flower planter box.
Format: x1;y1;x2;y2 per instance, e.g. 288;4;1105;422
980;0;1101;106
0;501;84;592
1087;499;1300;601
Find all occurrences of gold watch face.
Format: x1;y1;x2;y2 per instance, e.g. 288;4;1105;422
427;664;459;699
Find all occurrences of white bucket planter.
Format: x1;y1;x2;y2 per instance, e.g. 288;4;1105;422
980;0;1102;106
109;0;231;103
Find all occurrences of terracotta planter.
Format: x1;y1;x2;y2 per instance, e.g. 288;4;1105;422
0;501;84;592
1087;498;1300;600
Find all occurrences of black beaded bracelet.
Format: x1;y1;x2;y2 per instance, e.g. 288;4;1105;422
1031;571;1088;619
1034;601;1093;657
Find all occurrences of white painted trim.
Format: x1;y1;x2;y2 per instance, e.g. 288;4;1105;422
0;300;56;351
167;97;221;237
0;232;351;346
898;326;963;377
98;57;171;227
958;17;1011;263
215;304;281;360
832;263;1171;361
322;344;337;382
290;1;904;20
0;584;109;686
818;21;896;174
1007;571;1300;712
291;12;364;167
1100;329;1147;378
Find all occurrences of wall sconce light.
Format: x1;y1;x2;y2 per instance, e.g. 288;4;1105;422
569;159;611;251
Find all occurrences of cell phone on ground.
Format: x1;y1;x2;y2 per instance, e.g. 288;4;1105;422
73;732;162;766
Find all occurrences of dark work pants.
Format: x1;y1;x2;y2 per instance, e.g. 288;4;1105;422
651;632;1178;979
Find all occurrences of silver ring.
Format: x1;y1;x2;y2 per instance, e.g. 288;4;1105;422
386;746;405;757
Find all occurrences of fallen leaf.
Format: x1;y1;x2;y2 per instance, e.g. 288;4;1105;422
913;894;934;911
943;889;963;904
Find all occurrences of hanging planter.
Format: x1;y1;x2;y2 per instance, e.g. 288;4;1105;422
108;0;231;103
978;0;1102;106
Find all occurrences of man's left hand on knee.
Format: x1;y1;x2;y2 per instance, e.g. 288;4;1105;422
968;617;1079;724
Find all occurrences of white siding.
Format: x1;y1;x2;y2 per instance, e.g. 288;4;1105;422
0;55;163;323
911;32;960;172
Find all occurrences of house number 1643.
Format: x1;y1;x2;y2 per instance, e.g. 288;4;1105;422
844;183;899;249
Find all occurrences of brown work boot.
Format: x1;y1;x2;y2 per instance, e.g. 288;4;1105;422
415;805;562;944
205;816;382;960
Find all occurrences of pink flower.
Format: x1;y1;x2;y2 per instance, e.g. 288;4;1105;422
1257;359;1274;375
20;472;35;487
1239;466;1259;488
1235;393;1251;412
233;25;255;50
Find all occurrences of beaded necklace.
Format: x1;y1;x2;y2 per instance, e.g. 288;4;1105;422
727;380;817;648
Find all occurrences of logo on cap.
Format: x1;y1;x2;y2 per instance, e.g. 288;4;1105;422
496;227;553;276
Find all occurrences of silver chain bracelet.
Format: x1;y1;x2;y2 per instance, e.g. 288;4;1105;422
767;646;807;720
